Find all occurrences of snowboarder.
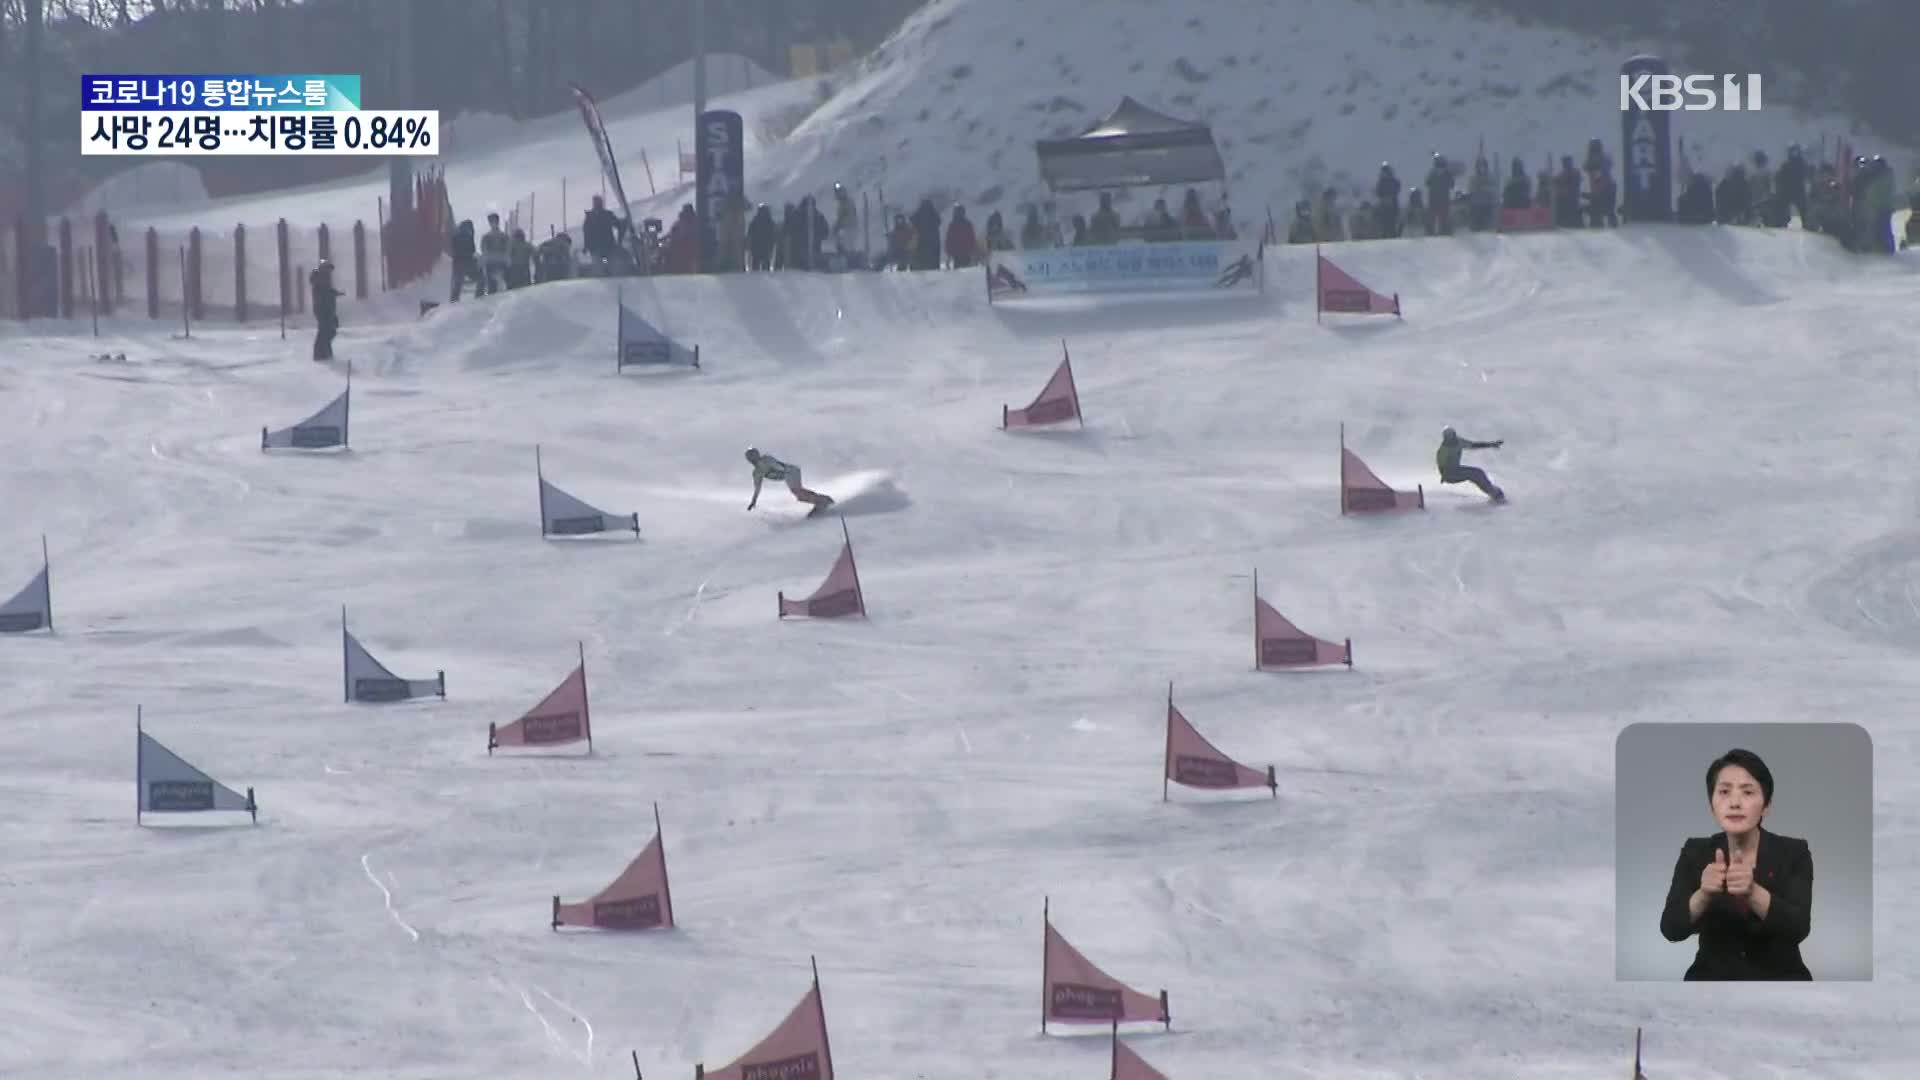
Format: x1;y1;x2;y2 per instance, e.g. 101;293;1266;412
745;448;834;516
309;259;342;361
1436;426;1505;502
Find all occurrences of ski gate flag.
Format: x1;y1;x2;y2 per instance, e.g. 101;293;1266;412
570;85;637;232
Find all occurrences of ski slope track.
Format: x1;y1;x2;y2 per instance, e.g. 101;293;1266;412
4;225;1920;1079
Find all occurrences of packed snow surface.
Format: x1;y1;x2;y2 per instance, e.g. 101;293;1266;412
4;225;1920;1078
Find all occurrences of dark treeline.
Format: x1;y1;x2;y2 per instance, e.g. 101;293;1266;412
0;0;925;197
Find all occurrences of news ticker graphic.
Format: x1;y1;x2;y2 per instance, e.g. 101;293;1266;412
82;74;361;111
83;110;437;156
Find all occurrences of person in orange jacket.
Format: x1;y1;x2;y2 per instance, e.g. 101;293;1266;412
666;205;701;273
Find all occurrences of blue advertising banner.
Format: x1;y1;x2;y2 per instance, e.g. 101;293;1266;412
986;239;1262;297
1619;55;1673;222
694;110;744;272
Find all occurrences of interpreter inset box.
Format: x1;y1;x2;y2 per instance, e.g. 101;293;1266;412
1614;721;1871;981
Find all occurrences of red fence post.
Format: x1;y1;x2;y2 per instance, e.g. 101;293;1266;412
187;226;203;322
145;227;159;319
92;211;114;316
295;265;305;314
317;222;332;265
233;224;248;321
352;221;368;299
57;218;74;318
276;218;290;320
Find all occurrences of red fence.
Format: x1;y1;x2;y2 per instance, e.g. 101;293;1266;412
1;169;450;324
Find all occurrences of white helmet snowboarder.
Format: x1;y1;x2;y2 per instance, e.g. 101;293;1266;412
745;448;835;517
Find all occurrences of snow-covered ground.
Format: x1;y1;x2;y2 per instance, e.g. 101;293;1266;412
5;221;1920;1078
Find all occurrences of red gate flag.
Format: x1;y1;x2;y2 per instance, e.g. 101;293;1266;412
1315;248;1400;318
1252;571;1352;669
693;958;835;1080
1111;1021;1172;1080
490;642;592;754
1003;340;1083;429
1340;424;1423;514
1042;897;1169;1030
1163;684;1275;799
779;520;866;618
552;803;675;930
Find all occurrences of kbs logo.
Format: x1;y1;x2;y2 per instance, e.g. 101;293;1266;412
1619;73;1763;112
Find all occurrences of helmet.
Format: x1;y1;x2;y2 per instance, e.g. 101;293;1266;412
744;447;759;462
1441;426;1457;441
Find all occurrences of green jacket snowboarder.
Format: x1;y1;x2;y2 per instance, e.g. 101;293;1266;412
1437;427;1505;502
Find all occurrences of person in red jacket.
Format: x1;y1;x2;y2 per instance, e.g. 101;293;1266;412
944;205;979;269
666;204;701;274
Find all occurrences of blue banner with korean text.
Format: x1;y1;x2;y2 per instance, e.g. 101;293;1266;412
82;74;360;111
985;239;1263;298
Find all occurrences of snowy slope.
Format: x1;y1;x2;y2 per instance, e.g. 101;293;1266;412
5;224;1920;1078
74;0;1913;259
762;0;1908;218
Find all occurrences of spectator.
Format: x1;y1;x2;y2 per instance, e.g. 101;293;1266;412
1179;188;1212;239
1213;202;1237;240
1403;188;1429;237
506;228;533;288
1467;157;1496;231
1775;144;1810;227
1501;159;1531;210
887;213;915;269
832;184;859;258
1286;200;1315;243
480;212;510;293
535;231;572;283
1373;163;1402;238
1715;165;1751;226
1676;171;1716;224
1348;200;1376;241
1748;151;1774;224
910;198;942;269
1424;154;1454;235
1144;198;1180;242
1312;188;1344;242
984;210;1013;252
1552;157;1584;228
1587;163;1618;228
1088;192;1121;244
720;193;748;272
581;194;626;271
666;204;700;273
945;205;980;268
1019;206;1047;249
747;204;779;271
448;219;480;301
